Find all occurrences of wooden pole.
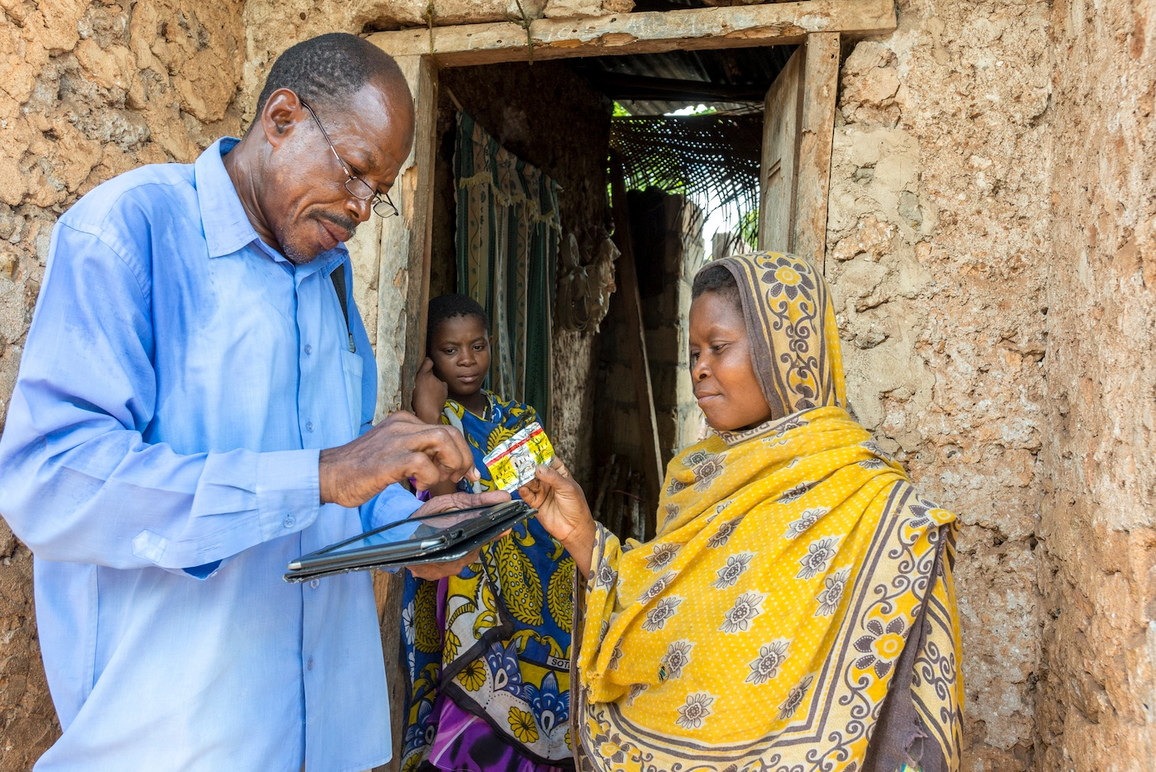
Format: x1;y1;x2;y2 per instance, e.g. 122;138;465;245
609;151;664;538
399;56;440;413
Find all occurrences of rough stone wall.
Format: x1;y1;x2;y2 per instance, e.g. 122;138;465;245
1036;0;1156;768
0;0;246;766
826;1;1051;768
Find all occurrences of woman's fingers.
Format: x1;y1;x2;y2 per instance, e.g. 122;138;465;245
535;462;577;492
548;457;574;480
518;479;546;508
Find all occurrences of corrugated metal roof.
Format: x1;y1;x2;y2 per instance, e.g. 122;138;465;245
575;45;796;115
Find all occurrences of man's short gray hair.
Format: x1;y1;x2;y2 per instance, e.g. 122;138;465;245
254;33;409;119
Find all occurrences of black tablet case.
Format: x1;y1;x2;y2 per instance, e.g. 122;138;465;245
283;500;535;583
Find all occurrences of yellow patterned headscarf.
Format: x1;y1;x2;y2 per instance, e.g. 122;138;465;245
709;252;846;418
572;253;963;772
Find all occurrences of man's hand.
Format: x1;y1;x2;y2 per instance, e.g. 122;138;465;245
412;358;449;425
319;412;480;508
402;489;511;580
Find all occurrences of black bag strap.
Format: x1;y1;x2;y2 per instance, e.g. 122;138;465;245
329;262;356;353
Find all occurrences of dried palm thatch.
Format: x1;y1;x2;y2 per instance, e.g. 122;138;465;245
610;113;762;221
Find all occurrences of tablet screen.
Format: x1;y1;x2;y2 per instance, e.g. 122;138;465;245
300;501;530;562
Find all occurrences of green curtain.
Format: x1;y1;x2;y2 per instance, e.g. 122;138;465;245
454;112;560;429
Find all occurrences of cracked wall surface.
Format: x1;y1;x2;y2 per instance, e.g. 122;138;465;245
827;2;1051;768
1036;0;1156;768
0;0;246;766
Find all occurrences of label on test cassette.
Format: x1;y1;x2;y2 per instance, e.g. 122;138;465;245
482;422;556;493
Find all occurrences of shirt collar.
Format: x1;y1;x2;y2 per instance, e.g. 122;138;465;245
194;137;348;276
195;137;262;258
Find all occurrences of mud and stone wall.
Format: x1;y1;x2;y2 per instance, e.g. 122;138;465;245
827;2;1052;768
1036;0;1156;768
3;0;1155;770
0;0;246;765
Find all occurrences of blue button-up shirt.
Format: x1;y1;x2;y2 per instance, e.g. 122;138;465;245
0;138;420;771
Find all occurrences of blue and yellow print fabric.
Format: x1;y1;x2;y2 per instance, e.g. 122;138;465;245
401;391;574;769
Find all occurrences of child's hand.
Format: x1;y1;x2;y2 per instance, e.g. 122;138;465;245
412;358;449;424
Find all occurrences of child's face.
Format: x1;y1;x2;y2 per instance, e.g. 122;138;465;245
429;314;491;399
688;290;774;432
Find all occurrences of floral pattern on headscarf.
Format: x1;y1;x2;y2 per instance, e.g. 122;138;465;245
709;252;846;420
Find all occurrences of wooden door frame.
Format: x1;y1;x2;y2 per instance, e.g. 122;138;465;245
366;3;894;764
370;0;893;404
758;33;841;266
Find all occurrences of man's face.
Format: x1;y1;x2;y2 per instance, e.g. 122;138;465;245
260;80;415;264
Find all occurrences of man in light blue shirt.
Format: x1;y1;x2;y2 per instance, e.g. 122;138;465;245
0;34;501;771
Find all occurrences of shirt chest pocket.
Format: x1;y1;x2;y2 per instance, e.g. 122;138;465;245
339;348;364;440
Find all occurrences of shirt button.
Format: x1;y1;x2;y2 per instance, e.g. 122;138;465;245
283;516;294;529
310;579;320;589
306;421;314;432
307;658;315;671
304;344;312;355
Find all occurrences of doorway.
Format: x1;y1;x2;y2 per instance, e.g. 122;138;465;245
409;38;841;538
362;5;894;766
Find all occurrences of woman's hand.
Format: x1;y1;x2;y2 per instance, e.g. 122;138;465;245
412;358;449;425
519;458;597;576
403;490;509;580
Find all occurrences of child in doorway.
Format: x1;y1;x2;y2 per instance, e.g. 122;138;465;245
400;294;574;772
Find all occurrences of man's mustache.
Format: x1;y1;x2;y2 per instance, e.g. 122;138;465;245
315;211;358;239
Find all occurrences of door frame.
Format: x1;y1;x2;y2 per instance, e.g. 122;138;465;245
367;0;894;414
363;2;894;763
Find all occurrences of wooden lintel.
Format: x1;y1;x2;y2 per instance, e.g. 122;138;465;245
368;0;895;66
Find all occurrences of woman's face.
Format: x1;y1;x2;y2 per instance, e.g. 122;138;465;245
688;290;774;432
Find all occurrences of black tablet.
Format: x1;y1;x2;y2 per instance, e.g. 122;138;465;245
283;499;535;583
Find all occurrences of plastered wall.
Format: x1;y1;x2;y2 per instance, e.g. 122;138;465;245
1037;0;1156;767
0;0;246;764
1;0;1155;769
827;2;1051;768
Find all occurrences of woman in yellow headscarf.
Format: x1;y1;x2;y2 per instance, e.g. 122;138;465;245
519;252;962;772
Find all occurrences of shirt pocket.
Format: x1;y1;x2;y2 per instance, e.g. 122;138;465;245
339;348;364;440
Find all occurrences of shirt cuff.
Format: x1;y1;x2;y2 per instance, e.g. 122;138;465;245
362;483;422;531
257;449;321;540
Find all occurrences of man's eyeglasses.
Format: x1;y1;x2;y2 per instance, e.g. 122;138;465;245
300;98;398;219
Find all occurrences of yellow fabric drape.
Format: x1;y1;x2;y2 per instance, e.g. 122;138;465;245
572;253;963;772
712;253;847;419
